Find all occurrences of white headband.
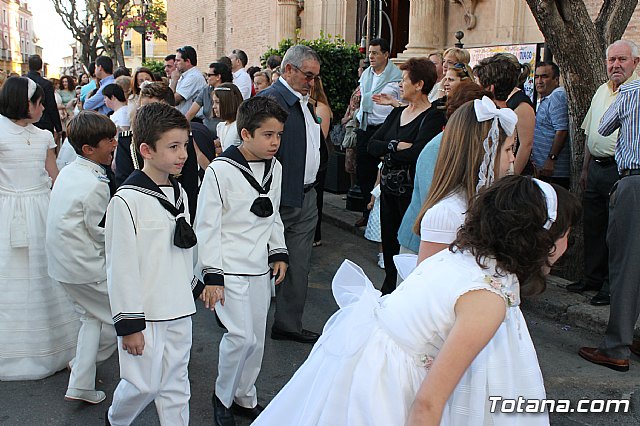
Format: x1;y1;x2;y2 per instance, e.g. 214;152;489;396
473;96;518;193
532;178;558;230
26;77;37;100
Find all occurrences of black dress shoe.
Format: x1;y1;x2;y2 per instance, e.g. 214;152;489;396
590;292;610;306
566;280;600;293
231;402;264;420
271;328;320;343
212;394;236;426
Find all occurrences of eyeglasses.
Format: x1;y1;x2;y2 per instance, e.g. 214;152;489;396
207;73;218;77
291;64;320;81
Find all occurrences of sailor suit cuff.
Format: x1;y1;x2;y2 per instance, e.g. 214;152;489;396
192;277;205;299
113;316;146;337
203;271;225;287
268;250;289;265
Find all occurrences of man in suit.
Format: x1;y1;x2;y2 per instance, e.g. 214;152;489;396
26;55;62;144
257;45;326;344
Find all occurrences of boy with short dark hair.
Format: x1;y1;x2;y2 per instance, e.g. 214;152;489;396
45;110;118;404
196;96;289;425
106;102;204;425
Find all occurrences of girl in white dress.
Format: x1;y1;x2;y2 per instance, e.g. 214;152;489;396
213;83;244;151
253;174;580;426
0;77;79;381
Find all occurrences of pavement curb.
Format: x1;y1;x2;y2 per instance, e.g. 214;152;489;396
322;192;640;338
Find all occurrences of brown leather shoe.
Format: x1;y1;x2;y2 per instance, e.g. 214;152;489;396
630;339;640;357
354;216;368;227
578;347;629;372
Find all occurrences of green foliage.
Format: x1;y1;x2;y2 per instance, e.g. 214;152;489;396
261;32;363;121
142;60;165;76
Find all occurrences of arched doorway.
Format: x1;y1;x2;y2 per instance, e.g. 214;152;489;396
382;0;409;57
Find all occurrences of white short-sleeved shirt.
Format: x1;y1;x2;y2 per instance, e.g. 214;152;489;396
420;190;467;244
175;67;207;115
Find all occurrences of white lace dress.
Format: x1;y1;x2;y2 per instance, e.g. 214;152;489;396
252;250;548;425
0;115;79;381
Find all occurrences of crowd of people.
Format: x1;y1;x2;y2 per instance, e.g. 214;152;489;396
0;34;638;426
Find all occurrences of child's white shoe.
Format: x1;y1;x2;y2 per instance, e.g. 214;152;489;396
64;388;106;404
377;253;385;269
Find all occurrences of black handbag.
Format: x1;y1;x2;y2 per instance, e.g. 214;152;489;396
381;155;412;197
379;113;428;197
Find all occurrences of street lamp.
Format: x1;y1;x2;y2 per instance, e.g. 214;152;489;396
132;0;149;64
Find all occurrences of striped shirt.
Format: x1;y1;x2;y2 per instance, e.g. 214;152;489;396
598;79;640;173
532;87;571;177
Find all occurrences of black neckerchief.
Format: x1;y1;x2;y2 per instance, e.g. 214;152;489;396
215;145;275;217
119;170;197;249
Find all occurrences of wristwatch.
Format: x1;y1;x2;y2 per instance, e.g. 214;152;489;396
548;153;558;161
388;140;399;152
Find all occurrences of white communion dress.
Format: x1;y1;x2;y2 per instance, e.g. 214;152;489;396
0;115;79;380
252;249;549;425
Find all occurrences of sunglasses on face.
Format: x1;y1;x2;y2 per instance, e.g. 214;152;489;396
452;63;470;78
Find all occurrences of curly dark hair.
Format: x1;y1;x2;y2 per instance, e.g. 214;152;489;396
452;175;581;295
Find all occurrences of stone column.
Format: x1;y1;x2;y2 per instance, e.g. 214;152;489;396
395;0;446;61
277;0;298;42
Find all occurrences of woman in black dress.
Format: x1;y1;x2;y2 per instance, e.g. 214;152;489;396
367;58;446;294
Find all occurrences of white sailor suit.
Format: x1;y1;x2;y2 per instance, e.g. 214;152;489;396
105;170;204;426
45;156;117;394
195;145;288;410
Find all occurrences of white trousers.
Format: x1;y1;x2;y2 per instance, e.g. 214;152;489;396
108;317;192;426
60;280;117;391
216;274;271;408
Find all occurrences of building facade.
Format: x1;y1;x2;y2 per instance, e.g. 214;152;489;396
166;0;640;73
0;0;35;75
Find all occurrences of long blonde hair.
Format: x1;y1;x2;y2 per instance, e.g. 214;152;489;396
413;101;507;234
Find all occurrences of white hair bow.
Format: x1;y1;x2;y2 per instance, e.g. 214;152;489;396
473;96;518;193
532;178;558;230
26;77;37;100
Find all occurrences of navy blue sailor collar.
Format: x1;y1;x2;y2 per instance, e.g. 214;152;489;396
215;145;276;217
119;170;197;248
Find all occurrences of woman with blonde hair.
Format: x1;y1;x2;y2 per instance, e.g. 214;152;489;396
442;47;471;73
253;70;272;93
441;63;474;96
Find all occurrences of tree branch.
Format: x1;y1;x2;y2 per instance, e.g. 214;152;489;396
595;0;639;46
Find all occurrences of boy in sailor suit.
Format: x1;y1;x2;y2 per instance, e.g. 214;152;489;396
105;103;204;426
46;111;118;404
196;97;289;426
